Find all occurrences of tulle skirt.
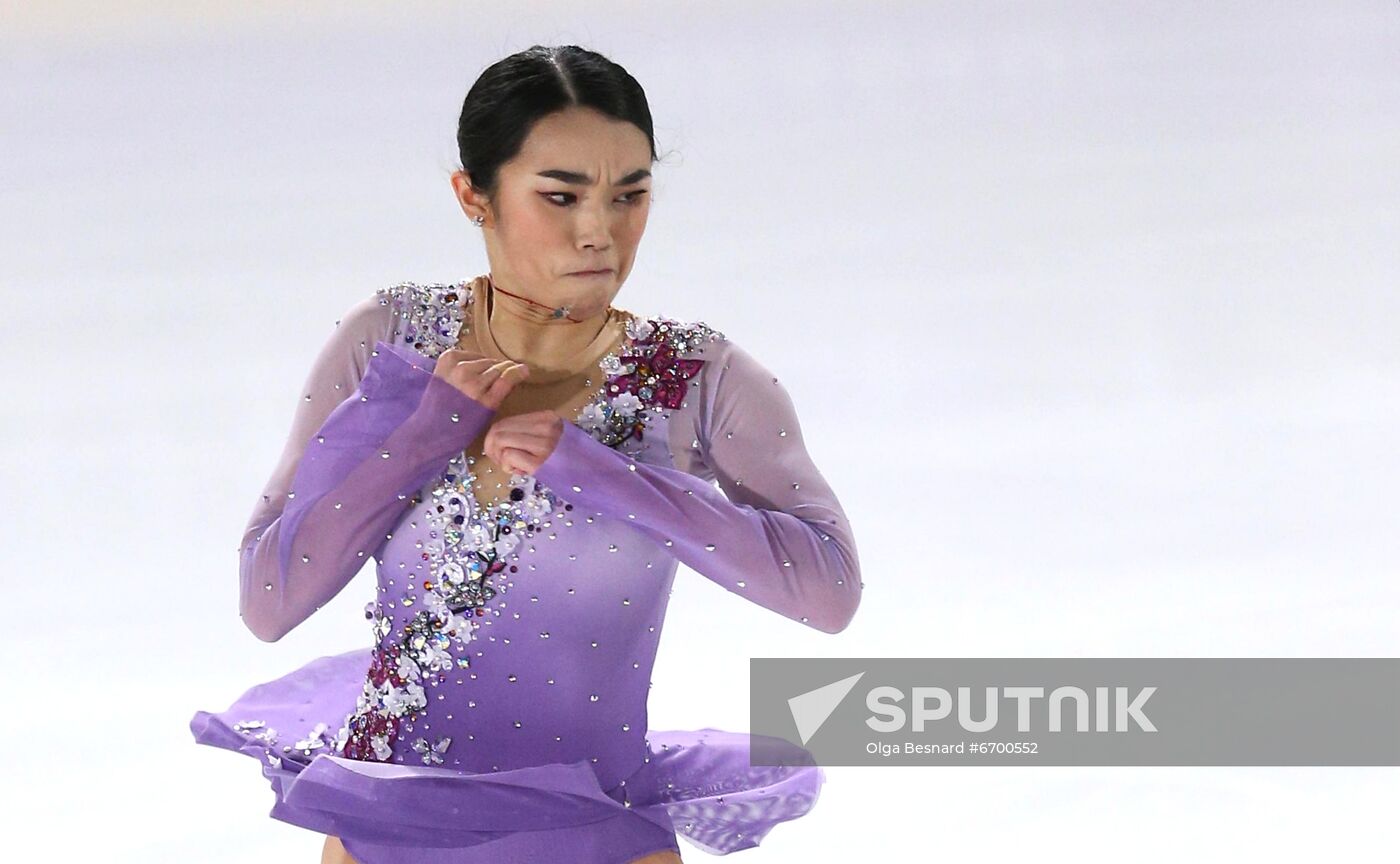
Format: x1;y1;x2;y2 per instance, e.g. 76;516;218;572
189;648;825;863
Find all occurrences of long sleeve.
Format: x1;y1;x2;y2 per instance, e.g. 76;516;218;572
238;295;496;642
532;336;862;634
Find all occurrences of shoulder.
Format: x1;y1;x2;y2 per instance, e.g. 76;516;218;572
320;288;396;358
373;279;472;358
611;310;792;430
612;310;729;399
643;316;785;411
617;313;793;449
627;311;775;381
620;309;729;361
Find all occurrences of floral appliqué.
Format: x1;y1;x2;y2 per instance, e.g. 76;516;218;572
579;315;724;448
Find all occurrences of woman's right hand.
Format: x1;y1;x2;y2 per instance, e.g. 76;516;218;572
431;348;529;411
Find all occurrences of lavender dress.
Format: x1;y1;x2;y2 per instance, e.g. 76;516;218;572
189;280;862;863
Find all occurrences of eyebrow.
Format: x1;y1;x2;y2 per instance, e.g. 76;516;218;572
536;168;652;186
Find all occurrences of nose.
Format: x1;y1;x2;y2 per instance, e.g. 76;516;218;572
574;203;612;251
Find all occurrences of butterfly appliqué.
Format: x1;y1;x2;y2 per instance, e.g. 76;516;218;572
411;735;453;766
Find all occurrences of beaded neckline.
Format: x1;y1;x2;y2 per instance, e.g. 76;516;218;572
448;277;636;519
376;277;725;454
376;275;726;585
331;278;725;764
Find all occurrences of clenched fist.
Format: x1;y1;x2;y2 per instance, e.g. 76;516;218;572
483;410;565;476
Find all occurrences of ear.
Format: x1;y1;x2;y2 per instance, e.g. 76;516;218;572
451;170;490;221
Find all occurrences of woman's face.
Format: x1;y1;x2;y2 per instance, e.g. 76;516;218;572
452;106;653;319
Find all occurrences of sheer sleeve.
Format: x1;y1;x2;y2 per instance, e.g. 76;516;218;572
532;336;862;634
238;294;496;642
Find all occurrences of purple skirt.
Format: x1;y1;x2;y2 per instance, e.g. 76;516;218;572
190;649;825;863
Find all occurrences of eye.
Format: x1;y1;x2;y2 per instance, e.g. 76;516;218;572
541;190;649;207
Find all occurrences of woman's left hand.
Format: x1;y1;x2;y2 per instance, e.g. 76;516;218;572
483;410;565;475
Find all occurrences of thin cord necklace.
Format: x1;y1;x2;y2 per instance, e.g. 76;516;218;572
486;274;586;323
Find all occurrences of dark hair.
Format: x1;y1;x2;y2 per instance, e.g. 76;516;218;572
456;45;658;203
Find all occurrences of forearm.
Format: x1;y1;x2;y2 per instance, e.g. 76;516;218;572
240;343;495;641
533;421;861;633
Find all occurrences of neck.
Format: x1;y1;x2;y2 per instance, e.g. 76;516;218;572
482;273;612;376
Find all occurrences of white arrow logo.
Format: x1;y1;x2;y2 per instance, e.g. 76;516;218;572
787;671;866;745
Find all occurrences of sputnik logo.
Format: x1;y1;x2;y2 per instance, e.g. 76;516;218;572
787;671;866;745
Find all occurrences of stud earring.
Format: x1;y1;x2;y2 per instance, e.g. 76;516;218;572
471;215;485;227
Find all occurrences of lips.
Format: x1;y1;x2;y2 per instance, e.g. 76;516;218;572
570;268;613;275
